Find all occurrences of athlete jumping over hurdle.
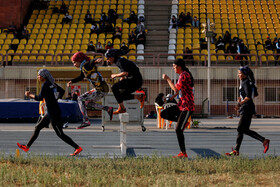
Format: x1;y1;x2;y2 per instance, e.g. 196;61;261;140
68;52;113;129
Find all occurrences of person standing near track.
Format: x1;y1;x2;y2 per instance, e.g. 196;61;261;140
161;59;194;158
226;66;270;156
17;69;83;156
105;49;145;114
68;52;113;129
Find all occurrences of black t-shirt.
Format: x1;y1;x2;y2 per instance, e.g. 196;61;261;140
35;81;61;118
115;57;142;82
239;78;255;115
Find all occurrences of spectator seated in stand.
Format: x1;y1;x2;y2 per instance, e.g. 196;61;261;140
59;1;68;14
178;12;186;27
96;41;106;53
168;15;178;32
84;10;93;24
227;42;238;54
100;12;108;23
265;36;273;51
185;12;193;26
61;11;72;24
21;25;30;40
224;31;232;45
183;47;194;66
237;40;250;66
7;22;17;35
90;23;100;34
215;36;225;52
87;41;96;52
124;11;138;24
192;16;199;28
120;42;129;53
135;20;145;34
108;9;118;24
273;37;278;51
112;26;122;40
136;32;146;46
105;41;113;49
129;31;137;44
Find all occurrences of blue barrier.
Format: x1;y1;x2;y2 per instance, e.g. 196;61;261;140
0;99;82;123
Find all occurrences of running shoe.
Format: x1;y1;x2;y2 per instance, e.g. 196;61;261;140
17;143;29;152
225;148;239;156
70;147;83;156
107;106;113;120
63;122;69;129
113;108;126;115
173;152;188;158
76;121;90;129
263;139;270;153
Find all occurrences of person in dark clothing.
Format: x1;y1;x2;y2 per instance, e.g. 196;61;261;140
238;40;250;66
68;52;113;129
178;12;186;27
87;41;96;52
265;36;273;51
185;12;193;25
224;31;232;45
72;90;79;101
129;31;137;44
183;47;194;66
105;49;145;114
17;69;83;156
155;93;165;106
215;36;225;52
124;11;138;24
61;11;72;24
108;9;118;24
120;42;129;53
84;10;93;24
59;1;68;14
226;66;270;156
226;42;238;61
161;59;194;158
136;32;146;45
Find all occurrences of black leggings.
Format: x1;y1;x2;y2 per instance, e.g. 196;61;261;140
235;114;265;151
111;78;142;104
161;105;193;153
27;114;79;149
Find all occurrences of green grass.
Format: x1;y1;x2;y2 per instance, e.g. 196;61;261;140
1;154;280;186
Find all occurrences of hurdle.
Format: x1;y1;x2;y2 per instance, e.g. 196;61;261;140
92;113;129;156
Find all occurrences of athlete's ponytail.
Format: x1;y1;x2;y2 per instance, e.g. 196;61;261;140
239;65;258;97
174;58;194;87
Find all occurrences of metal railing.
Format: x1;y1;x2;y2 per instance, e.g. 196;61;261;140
157;53;207;66
211;53;259;66
55;52;105;65
259;54;280;66
6;53;54;66
2;52;280;67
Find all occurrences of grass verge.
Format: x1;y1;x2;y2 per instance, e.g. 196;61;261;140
0;154;280;186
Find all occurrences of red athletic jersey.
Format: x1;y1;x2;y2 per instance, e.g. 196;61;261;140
175;71;195;111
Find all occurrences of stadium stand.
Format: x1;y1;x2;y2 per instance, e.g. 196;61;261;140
174;0;279;64
5;0;144;65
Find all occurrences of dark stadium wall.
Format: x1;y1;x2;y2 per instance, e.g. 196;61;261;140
0;0;33;28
